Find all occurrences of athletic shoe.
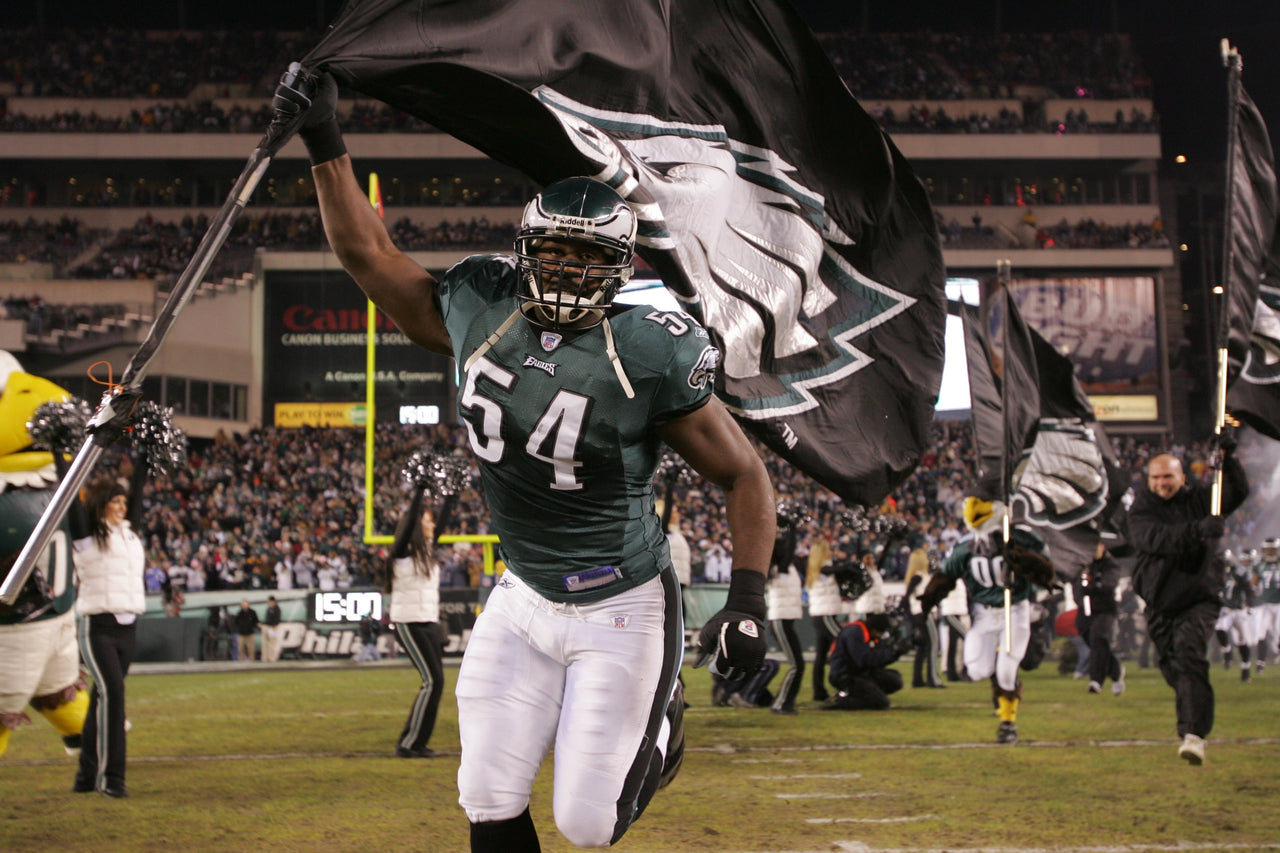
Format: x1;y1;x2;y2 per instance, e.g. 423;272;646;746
771;704;798;715
100;785;129;799
1088;681;1102;694
1178;733;1205;765
726;692;756;709
1257;662;1265;674
996;721;1018;744
62;734;82;757
395;746;438;758
1242;667;1252;684
72;779;95;794
710;684;730;707
1112;666;1126;696
1072;671;1086;679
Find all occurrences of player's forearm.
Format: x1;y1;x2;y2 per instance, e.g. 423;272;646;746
313;154;395;277
723;463;775;575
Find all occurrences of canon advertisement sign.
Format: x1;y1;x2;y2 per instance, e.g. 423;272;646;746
262;270;454;426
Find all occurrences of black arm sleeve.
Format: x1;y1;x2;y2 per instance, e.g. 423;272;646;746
660;483;675;533
436;493;458;537
391;487;427;560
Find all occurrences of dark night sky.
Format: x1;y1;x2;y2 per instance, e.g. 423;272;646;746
8;0;1280;177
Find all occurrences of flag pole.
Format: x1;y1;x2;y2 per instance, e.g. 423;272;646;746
997;259;1014;652
1;64;310;606
1213;40;1242;516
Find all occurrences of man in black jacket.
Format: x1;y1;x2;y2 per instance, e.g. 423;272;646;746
820;613;906;710
1127;434;1248;766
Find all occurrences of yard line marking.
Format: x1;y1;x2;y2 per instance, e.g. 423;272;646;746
805;814;937;824
688;736;1280;754
777;792;885;799
787;843;1280;853
751;772;863;779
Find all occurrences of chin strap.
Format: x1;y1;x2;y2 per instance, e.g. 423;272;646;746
463;309;523;373
462;308;634;400
602;317;635;399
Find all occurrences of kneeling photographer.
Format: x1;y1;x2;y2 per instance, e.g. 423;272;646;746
822;611;911;710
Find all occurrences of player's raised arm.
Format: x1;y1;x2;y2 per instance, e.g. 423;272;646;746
273;69;452;357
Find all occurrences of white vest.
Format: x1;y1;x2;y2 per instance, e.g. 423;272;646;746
666;530;692;586
851;568;886;615
74;522;146;617
806;571;848;617
389;556;440;623
766;567;804;621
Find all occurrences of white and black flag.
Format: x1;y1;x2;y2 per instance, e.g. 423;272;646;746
294;0;947;505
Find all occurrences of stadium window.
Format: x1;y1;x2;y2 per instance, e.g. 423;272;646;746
189;379;210;417
212;383;232;420
142;376;163;409
165;377;187;415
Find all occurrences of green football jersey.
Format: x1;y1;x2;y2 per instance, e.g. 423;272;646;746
0;483;76;625
1258;560;1280;604
439;255;719;603
941;526;1046;607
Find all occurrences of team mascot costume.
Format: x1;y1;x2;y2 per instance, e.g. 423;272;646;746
0;351;89;758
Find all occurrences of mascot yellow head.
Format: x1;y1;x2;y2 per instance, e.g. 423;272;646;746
0;351;72;485
962;495;1006;533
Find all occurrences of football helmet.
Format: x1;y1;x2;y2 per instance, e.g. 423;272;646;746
1263;537;1279;560
515;177;636;330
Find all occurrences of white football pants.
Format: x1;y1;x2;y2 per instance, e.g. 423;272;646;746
964;599;1030;692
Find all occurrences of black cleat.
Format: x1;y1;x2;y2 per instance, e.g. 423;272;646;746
395;746;438;758
996;721;1018;745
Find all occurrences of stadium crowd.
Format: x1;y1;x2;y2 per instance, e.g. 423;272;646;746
1;29;1153;102
117;417;1234;602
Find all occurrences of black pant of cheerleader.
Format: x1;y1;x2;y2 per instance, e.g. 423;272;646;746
394;621;445;752
768;618;804;711
76;614;136;793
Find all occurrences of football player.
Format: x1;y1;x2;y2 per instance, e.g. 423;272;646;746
1214;552;1256;682
0;352;89;760
918;496;1053;745
1255;538;1280;675
277;72;775;851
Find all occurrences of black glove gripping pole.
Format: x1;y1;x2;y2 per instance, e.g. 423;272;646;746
0;63;313;606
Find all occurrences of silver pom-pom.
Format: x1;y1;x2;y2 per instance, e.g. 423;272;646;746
838;505;907;537
129;401;188;475
838;506;873;534
402;450;470;497
657;450;697;486
26;399;92;455
776;497;812;527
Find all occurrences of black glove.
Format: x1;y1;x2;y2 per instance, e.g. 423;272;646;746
694;570;767;680
269;63;346;164
1194;515;1225;540
1215;424;1238;456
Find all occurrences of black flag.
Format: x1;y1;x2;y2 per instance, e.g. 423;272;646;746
1221;54;1280;438
294;0;947;505
960;284;1040;503
1011;328;1129;578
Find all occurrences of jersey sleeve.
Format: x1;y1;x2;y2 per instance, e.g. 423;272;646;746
639;309;720;421
437;254;517;335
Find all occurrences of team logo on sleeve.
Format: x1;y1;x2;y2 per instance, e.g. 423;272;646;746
687;345;720;390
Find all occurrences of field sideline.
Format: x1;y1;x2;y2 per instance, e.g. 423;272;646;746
2;655;1277;853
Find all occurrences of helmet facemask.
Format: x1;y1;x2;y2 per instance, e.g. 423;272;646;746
516;237;630;330
514;177;637;331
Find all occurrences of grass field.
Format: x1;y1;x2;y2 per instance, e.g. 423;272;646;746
2;655;1278;853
